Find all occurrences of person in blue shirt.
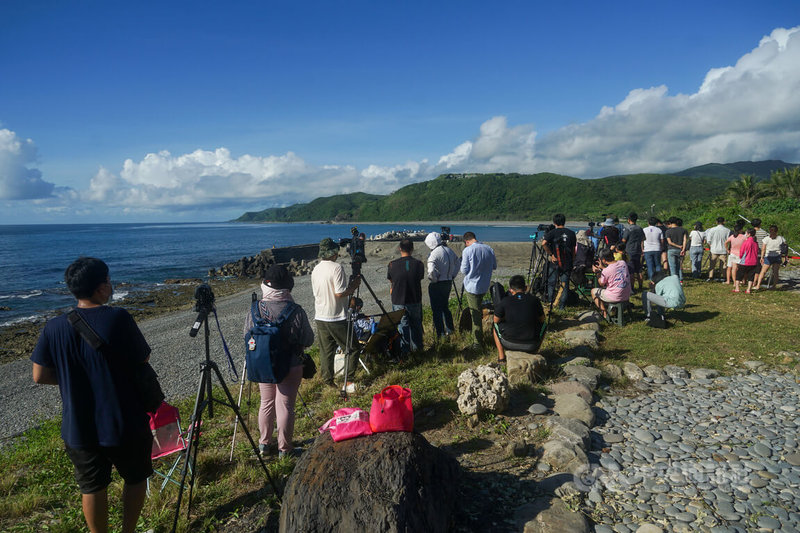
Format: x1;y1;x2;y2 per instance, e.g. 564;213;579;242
460;231;497;346
31;257;152;533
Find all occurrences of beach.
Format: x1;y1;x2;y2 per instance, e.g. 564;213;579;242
0;240;532;443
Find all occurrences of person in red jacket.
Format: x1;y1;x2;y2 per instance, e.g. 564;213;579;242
734;228;759;294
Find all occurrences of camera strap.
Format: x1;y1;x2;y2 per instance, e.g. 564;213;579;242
212;307;238;382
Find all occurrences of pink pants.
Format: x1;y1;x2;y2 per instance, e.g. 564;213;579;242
258;365;303;452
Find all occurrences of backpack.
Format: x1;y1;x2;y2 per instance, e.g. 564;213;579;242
245;298;298;383
489;281;507;310
647;312;669;329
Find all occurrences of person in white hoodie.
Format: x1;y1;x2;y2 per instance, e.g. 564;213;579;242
425;231;461;340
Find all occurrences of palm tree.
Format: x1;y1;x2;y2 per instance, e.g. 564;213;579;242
726;174;763;208
767;167;800;199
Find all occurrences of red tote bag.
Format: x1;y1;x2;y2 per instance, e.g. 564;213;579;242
370;385;414;433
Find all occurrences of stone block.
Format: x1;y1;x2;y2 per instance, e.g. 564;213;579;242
506;351;547;385
552;393;595;427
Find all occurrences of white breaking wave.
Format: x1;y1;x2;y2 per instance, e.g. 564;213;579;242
0;290;43;300
112;291;129;301
0;314;42;327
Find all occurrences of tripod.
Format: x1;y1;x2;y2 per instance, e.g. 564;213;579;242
340;264;396;399
526;240;549;298
171;302;282;533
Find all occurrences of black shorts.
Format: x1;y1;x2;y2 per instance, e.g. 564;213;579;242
736;264;757;282
65;434;153;494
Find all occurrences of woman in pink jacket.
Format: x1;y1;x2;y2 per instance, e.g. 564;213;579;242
734;228;759;294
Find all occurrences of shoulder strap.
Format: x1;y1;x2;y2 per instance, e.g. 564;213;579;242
66;309;109;354
275;302;298;325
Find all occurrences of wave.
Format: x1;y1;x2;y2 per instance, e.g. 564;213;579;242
0;314;43;327
112;291;129;301
0;290;43;300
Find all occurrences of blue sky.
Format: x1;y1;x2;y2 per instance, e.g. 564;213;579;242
1;1;798;223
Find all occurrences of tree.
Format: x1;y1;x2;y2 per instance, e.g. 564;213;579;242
767;167;800;199
726;174;763;208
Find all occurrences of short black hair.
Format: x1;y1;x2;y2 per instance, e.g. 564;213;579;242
628;212;638;223
667;216;677;225
716;216;725;224
65;257;109;299
463;231;476;241
676;218;683;227
751;218;762;228
399;238;414;253
509;275;526;291
599;248;615;262
553;213;566;226
648;216;658;226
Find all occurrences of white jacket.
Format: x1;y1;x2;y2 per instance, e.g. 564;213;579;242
425;232;460;283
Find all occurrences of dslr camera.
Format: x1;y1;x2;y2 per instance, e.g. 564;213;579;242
194;283;215;312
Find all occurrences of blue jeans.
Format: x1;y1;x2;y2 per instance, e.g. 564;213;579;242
428;281;455;338
644;251;661;279
690;246;704;277
667;249;684;281
392;303;423;353
547;267;571;309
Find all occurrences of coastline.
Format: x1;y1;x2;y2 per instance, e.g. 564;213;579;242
0;240;529;442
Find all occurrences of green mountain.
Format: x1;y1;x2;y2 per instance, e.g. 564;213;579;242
237;192;383;222
235;171;731;222
673;160;798;180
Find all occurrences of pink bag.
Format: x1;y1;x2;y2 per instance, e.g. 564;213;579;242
369;385;414;433
319;407;373;442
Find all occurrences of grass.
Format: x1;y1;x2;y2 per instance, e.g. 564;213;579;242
1;269;798;531
594;272;800;370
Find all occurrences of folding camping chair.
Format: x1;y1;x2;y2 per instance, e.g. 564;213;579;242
147;401;195;495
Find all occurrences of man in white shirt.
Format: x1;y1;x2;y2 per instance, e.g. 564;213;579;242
704;217;730;282
642;217;664;280
311;238;360;387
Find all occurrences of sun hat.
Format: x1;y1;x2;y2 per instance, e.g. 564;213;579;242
603;218;615;226
318;237;339;259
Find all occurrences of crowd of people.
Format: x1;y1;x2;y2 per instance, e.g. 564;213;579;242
29;215;791;531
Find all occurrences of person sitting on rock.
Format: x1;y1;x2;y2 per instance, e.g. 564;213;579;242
492;275;545;364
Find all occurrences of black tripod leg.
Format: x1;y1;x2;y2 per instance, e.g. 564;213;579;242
171;363;210;533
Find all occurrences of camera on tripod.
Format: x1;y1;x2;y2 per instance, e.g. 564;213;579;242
194;283;215;312
338;226;367;277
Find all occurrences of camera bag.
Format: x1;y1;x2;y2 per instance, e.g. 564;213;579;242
245;300;297;383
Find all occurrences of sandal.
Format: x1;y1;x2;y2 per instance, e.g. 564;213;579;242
732;289;740;293
745;289;751;294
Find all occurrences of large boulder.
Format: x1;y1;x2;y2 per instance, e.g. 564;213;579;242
552;393;595;427
546;381;593;404
562;328;598;348
622;362;644;381
539;439;589;474
507;351;547;385
561;365;602;390
457;365;510;415
279;431;460;533
545;416;591;451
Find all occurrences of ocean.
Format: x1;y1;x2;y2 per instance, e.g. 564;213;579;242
0;221;550;327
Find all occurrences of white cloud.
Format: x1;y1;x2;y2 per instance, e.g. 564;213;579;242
438;26;800;177
0;129;56;200
4;25;800;219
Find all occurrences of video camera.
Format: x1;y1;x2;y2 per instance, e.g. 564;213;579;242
339;226;367;277
440;226;451;243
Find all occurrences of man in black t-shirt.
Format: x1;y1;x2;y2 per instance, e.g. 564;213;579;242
542;213;577;310
387;238;425;353
620;212;646;291
493;275;545;363
31;257;152;533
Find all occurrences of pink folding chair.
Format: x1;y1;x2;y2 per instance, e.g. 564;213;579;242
148;401;193;495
